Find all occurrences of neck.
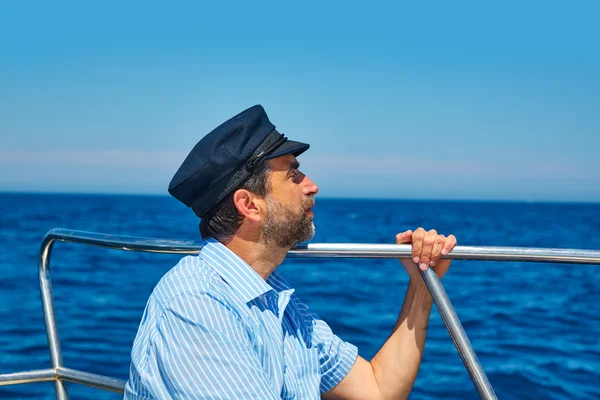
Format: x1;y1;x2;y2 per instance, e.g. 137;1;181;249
221;235;289;280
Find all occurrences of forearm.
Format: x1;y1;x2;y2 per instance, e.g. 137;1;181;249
370;279;433;400
324;231;455;400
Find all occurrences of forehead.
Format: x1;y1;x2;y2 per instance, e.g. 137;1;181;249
267;154;298;172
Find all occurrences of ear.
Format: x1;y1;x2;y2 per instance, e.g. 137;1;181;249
232;189;263;222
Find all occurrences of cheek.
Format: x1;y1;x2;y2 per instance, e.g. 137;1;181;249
268;178;305;206
273;184;302;203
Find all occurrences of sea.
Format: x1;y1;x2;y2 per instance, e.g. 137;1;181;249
0;192;599;400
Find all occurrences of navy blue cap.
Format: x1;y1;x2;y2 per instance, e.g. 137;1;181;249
168;105;310;218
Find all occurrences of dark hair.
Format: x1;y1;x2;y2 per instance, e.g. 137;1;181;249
199;161;271;240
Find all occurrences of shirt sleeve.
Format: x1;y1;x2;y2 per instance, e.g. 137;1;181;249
293;297;359;394
150;291;280;399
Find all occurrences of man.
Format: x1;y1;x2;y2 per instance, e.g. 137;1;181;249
124;105;457;399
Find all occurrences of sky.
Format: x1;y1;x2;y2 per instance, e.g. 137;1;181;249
1;1;599;202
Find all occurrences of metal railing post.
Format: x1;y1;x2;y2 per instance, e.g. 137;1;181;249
420;267;497;399
39;235;68;400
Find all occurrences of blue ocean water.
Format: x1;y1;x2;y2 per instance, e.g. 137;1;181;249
0;193;599;399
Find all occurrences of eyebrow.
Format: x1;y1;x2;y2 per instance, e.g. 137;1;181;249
288;160;300;171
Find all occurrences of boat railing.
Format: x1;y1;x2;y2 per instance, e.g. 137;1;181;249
1;228;599;399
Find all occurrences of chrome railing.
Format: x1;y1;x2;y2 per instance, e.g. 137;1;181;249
1;228;599;399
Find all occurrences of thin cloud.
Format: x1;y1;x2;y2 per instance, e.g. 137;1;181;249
0;150;597;199
0;150;593;179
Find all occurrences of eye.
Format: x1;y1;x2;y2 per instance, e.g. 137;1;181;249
289;169;300;181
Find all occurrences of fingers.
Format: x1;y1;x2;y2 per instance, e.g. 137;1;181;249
409;228;457;271
417;229;437;270
411;228;426;265
430;234;446;267
395;230;413;244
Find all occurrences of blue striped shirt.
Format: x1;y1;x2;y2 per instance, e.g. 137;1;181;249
124;238;358;399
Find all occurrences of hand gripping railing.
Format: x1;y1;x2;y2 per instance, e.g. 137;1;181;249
1;228;599;399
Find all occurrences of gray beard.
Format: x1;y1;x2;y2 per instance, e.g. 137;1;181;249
262;196;315;248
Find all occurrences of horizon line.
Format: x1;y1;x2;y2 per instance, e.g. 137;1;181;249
1;190;598;205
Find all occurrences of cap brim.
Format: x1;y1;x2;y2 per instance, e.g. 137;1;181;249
266;140;310;160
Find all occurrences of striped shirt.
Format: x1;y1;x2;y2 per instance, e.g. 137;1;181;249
124;238;358;399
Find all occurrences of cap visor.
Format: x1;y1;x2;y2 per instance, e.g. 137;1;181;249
266;140;310;159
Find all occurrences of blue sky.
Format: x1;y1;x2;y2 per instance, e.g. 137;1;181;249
1;1;598;201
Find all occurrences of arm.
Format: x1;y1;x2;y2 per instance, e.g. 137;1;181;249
323;228;456;400
151;292;280;399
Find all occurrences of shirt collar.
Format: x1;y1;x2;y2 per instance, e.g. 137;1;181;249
200;238;277;304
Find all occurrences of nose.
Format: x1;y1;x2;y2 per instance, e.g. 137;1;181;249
302;174;319;196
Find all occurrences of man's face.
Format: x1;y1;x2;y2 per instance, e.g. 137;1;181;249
261;154;319;248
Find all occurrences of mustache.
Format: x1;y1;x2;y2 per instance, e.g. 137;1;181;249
303;197;315;209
